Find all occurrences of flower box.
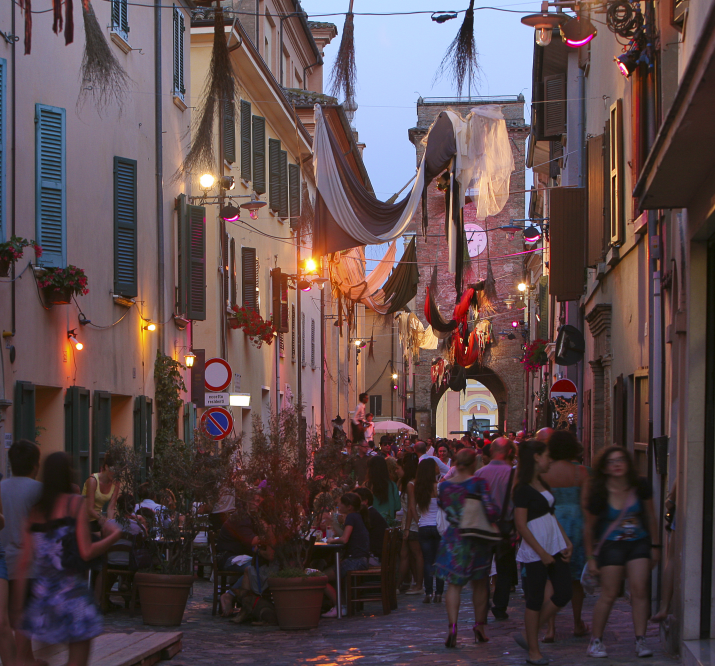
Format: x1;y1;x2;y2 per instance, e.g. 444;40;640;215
42;285;74;305
36;265;89;307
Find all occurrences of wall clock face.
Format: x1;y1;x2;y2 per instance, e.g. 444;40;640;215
465;223;487;257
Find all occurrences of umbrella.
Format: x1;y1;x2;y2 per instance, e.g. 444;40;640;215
372;421;417;434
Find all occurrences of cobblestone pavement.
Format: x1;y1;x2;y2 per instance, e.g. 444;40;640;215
103;578;680;666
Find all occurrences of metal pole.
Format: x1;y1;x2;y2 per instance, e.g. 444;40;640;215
320;287;325;445
154;0;165;353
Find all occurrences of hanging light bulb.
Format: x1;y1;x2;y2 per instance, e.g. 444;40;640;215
304;258;318;273
199;174;215;190
392;373;398;380
143;322;157;332
536;27;552;46
521;5;565;47
518;283;528;293
68;330;83;351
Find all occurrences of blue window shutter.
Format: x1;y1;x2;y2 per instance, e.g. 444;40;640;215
113;156;137;297
35;104;66;268
0;59;6;242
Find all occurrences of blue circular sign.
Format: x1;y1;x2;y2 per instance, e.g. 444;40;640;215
200;407;233;440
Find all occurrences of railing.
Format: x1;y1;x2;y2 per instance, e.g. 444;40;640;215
419;94;525;104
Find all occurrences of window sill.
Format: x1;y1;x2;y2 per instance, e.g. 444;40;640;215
110;29;132;54
172;92;187;112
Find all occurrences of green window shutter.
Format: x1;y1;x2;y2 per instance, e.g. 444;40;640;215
223;100;236;164
183;402;196;444
241;246;257;310
13;381;35;442
65;386;90;483
176;194;206;321
0;59;6;242
278;150;288;219
35;104;66;268
538;276;549;340
288;163;300;222
133;395;152;480
113;156;137;297
240;100;251;181
230;237;237;308
173;6;185;96
92;391;112;471
268;138;281;212
252;115;266;194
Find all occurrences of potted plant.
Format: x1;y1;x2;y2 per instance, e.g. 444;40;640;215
0;236;42;277
521;338;549;373
228;305;276;348
235;408;328;630
133;352;240;626
36;264;89;305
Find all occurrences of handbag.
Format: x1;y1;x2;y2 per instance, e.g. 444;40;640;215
436;507;448;536
580;489;636;594
458;492;501;542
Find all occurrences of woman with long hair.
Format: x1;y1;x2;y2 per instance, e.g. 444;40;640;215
398;453;423;594
584;446;659;659
13;452;121;666
365;455;400;523
81;452;119;532
434;449;498;647
513;439;573;665
541;430;590;640
410;458;444;603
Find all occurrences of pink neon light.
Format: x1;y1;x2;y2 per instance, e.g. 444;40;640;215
525;234;541;242
223;214;240;222
566;33;595;47
617;61;629;76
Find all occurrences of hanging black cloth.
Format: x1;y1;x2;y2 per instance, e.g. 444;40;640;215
382;236;420;314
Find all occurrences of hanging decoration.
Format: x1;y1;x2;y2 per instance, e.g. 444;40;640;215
380;236;420;314
368;328;375;360
175;4;237;179
329;0;357;103
434;0;479;95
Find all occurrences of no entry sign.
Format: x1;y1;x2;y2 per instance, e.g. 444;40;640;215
549;379;578;400
201;407;234;440
205;358;232;392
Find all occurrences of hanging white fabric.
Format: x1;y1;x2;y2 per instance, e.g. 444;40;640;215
313;104;426;246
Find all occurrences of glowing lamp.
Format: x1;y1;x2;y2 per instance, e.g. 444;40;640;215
560;16;597;47
511;320;519;328
143;323;157;332
616;50;641;77
518;283;527;293
240;195;267;220
184;351;196;368
219;204;241;221
524;225;542;243
68;330;83;351
305;258;317;273
391;373;398;380
199;173;215;190
297;279;312;292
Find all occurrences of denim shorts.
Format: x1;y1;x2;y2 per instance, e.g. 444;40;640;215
0;550;8;581
597;537;651;568
340;557;368;581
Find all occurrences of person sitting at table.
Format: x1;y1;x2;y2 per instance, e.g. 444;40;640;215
354;487;388;565
321;492;370;618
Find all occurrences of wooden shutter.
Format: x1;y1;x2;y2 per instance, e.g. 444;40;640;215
13;381;35;441
241;246;257;309
549;140;563;179
223;100;236;164
183;402;196;445
65;386;90;483
0;59;6;241
289;163;300;221
222;228;229;309
279;150;288;219
35;104;66;268
133;395;152;479
301;312;306;366
268;138;281;212
177;194;206;321
548;187;586;301
587;134;606;267
173;6;185;96
240;100;251;180
311;318;315;368
113;156;138;297
92;390;112;471
613;374;625;446
252;115;266;194
291;303;296;361
543;74;566;137
230;237;237;308
609;99;624;245
538;276;549;340
270;268;289;332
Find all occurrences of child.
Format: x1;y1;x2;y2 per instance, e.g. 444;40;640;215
513;439;573;665
321;493;370;618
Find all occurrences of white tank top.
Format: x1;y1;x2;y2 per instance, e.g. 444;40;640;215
418;497;439;527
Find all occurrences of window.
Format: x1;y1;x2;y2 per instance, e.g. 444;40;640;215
301;312;306;367
223;100;236;164
369;394;382;417
279;150;288;219
241;246;258;309
111;0;129;41
291;304;296;362
609;99;624;246
268;138;281;213
92;391;112;471
65;386;90;482
240;100;251;181
176;194;206;320
133;395;152;480
587;134;607;267
0;59;6;242
172;6;185;99
113;156;137;297
543;74;566;137
289;163;301;222
310;318;315;369
271;269;288;332
35;104;66;268
252;115;266;194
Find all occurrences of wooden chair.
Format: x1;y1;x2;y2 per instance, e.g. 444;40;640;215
209;531;242;616
100;539;139;613
345;527;398;617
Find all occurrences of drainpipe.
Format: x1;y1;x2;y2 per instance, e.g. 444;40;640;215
576;66;586;441
154;0;165;354
10;0;16;337
296;228;302;416
320;286;325;445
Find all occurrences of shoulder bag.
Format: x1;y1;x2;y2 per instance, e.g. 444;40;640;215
458;489;501;542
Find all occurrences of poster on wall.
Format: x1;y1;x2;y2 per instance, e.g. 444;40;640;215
549;379;578;432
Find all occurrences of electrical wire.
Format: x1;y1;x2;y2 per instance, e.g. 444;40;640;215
71;296;135;328
0;261;34;283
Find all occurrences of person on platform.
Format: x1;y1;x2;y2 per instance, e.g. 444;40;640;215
352;393;369;445
363;413;375;446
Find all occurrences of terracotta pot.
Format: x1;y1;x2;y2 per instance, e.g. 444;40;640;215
0;259;9;278
134;573;193;626
268;575;328;630
42;285;74;305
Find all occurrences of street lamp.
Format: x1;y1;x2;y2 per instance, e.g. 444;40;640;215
199;173;215;190
240;195;268;220
518;282;528;293
184;351;196;368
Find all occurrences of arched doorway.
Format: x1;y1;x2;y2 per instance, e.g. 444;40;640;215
435;379;500;438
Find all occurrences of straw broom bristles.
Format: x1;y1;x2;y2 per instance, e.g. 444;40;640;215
434;0;480;95
329;0;357;101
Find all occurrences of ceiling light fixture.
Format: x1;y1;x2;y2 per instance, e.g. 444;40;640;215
143;322;157;332
219;175;235;191
297;279;312;292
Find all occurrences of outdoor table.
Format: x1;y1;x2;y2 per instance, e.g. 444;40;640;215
312;542;345;618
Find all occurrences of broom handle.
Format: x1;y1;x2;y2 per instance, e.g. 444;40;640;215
348;0;354;13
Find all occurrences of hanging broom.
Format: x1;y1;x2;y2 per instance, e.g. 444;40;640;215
175;4;237;179
434;0;480;95
329;0;357;102
78;0;130;112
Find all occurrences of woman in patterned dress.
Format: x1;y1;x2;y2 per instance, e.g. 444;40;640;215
12;452;121;666
434;449;498;648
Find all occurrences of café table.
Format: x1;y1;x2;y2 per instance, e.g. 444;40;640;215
311;542;346;618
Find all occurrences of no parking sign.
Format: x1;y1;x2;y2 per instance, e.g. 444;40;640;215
200;407;233;440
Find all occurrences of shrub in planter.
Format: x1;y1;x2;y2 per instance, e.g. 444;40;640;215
521;338;549;373
0;236;42;276
37;264;89;304
267;568;328;630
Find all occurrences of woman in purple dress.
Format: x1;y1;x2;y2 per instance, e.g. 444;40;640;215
435;449;498;648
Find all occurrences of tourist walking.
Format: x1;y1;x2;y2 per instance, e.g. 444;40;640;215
541;430;590;640
411;458;444;603
365;456;400;523
398;453;423;594
584;446;659;659
12;452;121;666
513;439;573;666
434;449;498;648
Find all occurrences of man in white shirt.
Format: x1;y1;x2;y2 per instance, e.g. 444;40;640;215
415;441;450;476
352;392;369;444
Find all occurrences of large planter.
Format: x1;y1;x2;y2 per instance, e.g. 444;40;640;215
0;259;9;278
134;573;193;626
268;575;328;630
42;285;74;305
